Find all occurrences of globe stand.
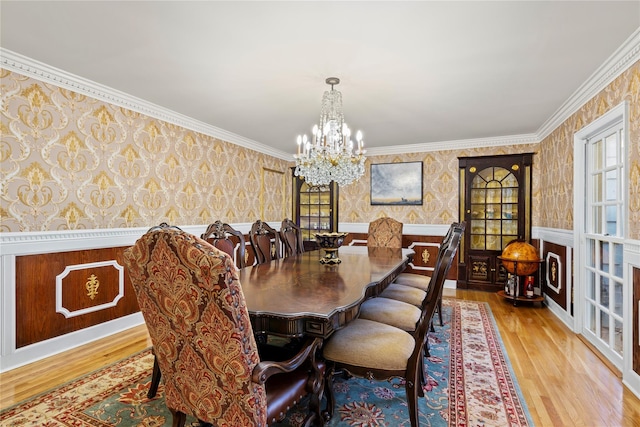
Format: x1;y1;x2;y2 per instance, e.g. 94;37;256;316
497;256;544;306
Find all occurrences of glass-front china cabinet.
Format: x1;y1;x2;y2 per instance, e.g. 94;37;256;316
292;169;338;250
457;153;534;291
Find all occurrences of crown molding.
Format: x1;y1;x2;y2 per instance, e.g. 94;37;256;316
0;48;292;161
365;133;539;156
536;27;640;141
3;24;638;160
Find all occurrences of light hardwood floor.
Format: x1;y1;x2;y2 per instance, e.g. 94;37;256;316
1;289;639;426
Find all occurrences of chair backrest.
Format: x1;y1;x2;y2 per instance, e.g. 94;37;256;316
280;218;304;257
201;220;246;268
123;225;267;425
433;221;465;304
367;217;403;248
411;223;464;356
432;222;457;271
412;221;464;311
249;220;281;264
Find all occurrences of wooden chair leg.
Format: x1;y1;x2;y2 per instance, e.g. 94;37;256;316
170;410;187;427
419;350;427;388
423;335;431;358
148;353;161;398
304;357;325;427
323;366;336;422
437;298;443;326
406;375;419;427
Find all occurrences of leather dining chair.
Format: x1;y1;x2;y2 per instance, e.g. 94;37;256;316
201;220;247;268
322;238;452;427
124;225;325;427
280;218;304;257
249;220;282;264
367;216;403;248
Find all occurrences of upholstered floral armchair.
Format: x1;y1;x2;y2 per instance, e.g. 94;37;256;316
124;225;324;426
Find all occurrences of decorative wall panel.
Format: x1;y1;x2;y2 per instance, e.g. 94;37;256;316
261;168;286;221
344;232;457;280
15;247;138;347
542;241;568;311
634;266;640;375
56;260;124;318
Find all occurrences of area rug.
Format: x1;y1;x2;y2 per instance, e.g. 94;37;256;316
1;299;533;426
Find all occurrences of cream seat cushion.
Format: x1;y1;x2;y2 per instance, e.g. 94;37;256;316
379;283;426;308
394;273;431;291
358;297;421;332
323;318;414;371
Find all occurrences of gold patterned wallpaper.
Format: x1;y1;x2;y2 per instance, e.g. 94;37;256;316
2;61;639;239
538;60;640;238
342;60;640;240
0;69;291;231
340;145;541;226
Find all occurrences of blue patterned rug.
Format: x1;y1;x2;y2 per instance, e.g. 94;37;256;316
1;299;533;426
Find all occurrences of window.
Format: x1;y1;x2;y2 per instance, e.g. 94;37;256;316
579;107;627;365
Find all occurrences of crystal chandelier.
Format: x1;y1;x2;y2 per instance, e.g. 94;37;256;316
294;77;366;187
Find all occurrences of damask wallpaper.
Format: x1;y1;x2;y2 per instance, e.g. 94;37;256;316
343;60;640;240
1;61;639;238
0;69;291;232
538;60;640;238
340;145;541;226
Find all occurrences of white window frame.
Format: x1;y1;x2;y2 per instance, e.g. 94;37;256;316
573;100;629;371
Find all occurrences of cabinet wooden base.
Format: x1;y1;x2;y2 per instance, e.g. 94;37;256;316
497;290;544;306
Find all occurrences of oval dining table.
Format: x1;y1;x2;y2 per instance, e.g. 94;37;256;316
238;245;414;339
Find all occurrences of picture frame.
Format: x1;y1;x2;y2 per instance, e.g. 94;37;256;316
370;161;423;205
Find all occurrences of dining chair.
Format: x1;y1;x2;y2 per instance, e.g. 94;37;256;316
367;216;403;248
146;220;249;398
201;220;246;268
358;223;463;358
322;239;451;427
393;223;458;291
249;220;282;264
280;218;304;257
123;226;325;427
378;223;463;328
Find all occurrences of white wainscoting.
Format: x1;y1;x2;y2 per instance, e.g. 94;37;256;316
0;224;267;372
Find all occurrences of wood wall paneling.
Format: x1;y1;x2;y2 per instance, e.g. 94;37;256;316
634;266;640;375
344;233;457;280
542;241;567;310
15;247;139;348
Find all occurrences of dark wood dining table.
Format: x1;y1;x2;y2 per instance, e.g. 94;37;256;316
238;245;414;339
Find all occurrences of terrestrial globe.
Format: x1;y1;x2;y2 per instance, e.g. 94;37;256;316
499;240;541;276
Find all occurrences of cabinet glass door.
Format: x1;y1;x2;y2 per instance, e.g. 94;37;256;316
469;166;519;251
458;153;533;291
293;176;338;242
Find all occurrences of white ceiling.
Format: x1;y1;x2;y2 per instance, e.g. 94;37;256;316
1;1;639;157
